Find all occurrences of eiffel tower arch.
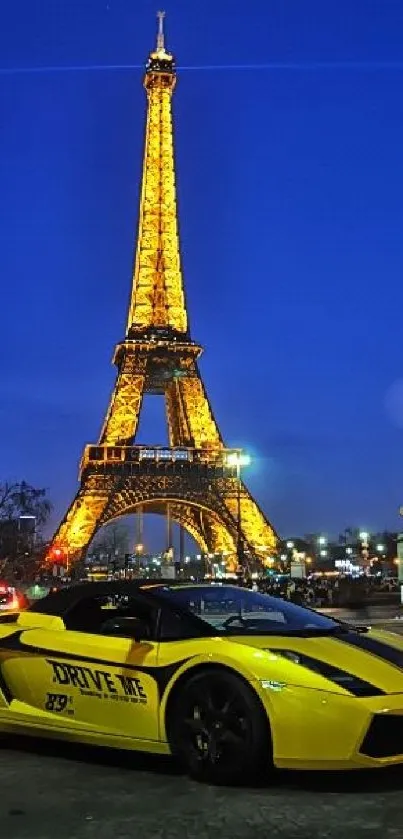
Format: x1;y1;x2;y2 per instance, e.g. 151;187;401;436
51;16;277;571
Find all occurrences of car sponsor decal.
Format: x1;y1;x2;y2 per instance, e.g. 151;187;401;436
45;693;75;715
0;631;195;700
47;659;148;704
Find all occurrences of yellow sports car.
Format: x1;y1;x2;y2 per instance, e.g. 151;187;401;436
0;580;403;785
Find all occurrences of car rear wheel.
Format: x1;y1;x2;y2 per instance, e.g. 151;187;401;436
167;669;271;785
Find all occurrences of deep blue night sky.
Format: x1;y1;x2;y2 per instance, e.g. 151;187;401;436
1;0;403;543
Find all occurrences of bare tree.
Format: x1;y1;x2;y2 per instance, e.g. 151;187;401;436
90;522;130;560
0;481;52;578
0;482;52;528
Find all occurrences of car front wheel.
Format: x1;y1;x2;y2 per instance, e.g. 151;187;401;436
167;668;271;785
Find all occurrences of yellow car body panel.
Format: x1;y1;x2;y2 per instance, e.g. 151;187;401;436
1;589;403;772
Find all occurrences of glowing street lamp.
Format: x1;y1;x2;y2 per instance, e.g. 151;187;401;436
225;452;251;471
225;451;251;566
359;532;370;568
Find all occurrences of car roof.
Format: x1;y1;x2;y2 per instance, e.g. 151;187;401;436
29;579;232;617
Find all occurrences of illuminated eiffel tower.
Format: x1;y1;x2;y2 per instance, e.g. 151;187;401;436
51;14;277;570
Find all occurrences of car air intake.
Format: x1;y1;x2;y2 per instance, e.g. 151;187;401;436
360;714;403;758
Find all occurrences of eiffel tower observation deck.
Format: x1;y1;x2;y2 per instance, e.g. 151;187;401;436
50;13;277;571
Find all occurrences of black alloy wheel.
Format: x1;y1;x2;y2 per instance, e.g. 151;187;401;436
168;669;271;785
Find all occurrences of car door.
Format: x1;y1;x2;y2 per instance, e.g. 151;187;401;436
17;592;161;742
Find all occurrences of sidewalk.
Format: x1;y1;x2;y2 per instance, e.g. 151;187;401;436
319;605;403;624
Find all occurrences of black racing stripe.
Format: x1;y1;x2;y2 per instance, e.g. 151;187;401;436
0;631;192;700
0;631;24;650
0;666;13;703
0;632;19;702
337;631;403;669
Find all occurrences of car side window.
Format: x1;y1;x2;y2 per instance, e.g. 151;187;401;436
158;607;201;641
63;594;157;639
63;596;108;633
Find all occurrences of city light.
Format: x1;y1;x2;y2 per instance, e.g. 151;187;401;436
376;544;385;552
318;536;327;546
359;532;369;541
286;541;294;549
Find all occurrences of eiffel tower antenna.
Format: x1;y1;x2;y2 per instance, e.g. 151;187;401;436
49;20;277;572
156;10;166;51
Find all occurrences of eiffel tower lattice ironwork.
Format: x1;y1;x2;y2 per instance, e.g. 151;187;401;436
51;15;277;570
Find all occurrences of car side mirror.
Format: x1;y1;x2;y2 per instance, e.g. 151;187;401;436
101;616;150;641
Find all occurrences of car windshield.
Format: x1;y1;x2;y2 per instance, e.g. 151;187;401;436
156;584;344;635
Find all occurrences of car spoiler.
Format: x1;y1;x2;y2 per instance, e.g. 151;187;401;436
17;611;65;630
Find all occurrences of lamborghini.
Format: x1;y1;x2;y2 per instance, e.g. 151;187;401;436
1;579;403;785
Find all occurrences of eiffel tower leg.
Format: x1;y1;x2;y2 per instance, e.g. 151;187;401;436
52;354;147;555
166;371;222;448
223;482;277;565
100;355;147;444
52;475;114;559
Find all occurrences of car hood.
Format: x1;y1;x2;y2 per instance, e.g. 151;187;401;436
228;628;403;695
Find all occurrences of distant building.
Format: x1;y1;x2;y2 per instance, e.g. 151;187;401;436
0;515;36;559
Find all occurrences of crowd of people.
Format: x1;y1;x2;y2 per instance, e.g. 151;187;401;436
243;574;393;608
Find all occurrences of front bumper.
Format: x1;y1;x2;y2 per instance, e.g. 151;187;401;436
257;684;403;770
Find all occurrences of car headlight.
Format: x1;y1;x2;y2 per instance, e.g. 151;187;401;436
268;649;385;697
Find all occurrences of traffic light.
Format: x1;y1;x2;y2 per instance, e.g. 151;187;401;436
47;545;66;564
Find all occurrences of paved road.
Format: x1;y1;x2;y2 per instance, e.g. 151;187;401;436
2;615;403;839
2;737;403;839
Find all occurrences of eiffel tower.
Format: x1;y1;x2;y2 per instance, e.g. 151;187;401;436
51;14;277;571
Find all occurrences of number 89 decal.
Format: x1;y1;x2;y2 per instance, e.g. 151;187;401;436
45;693;72;713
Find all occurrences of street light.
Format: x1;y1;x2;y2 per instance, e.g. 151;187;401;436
225;452;251;470
359;532;370;568
225;451;251;566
